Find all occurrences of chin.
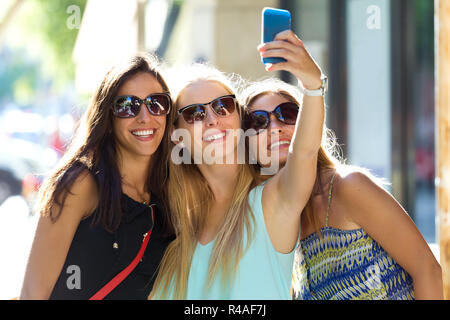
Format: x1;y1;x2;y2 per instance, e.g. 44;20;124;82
135;142;161;158
266;151;288;167
278;155;288;168
134;150;157;158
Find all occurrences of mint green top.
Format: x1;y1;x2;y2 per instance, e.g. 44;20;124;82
184;182;295;299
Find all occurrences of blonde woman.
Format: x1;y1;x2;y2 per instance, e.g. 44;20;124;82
241;77;443;299
150;30;325;299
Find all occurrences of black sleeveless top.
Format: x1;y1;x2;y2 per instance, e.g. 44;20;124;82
49;193;174;300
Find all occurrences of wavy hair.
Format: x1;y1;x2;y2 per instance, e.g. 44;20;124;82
35;53;176;235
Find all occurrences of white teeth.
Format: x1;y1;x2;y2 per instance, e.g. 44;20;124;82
270;141;290;150
203;133;225;142
132;129;154;136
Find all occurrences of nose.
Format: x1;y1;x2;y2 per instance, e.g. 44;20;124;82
269;114;282;134
136;103;152;123
204;105;219;127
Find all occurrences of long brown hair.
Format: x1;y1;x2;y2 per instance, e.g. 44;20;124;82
150;64;257;299
36;53;176;234
241;78;344;238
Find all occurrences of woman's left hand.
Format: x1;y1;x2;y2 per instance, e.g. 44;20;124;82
258;30;323;90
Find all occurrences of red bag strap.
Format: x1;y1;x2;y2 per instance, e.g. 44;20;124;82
89;206;155;300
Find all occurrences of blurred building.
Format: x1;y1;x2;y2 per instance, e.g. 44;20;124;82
74;0;436;242
280;0;436;243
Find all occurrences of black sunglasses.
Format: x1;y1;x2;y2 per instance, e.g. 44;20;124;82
177;95;237;124
113;92;172;118
244;102;299;134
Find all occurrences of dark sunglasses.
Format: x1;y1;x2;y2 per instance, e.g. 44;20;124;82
113;92;172;118
244;102;299;134
177;95;237;124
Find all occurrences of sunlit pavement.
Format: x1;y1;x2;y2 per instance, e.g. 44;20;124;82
0;196;38;300
0;195;442;300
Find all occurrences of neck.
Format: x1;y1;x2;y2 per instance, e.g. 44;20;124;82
117;149;153;194
196;162;240;202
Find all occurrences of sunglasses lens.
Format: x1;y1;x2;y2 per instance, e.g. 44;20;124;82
114;96;139;118
146;94;171;115
276;102;299;124
182;105;206;124
212;96;236;116
245;111;270;132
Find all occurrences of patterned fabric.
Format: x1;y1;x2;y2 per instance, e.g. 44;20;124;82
292;173;415;300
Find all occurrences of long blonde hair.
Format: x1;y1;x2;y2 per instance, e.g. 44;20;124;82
150;64;257;299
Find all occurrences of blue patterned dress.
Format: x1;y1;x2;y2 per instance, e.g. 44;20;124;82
292;173;415;300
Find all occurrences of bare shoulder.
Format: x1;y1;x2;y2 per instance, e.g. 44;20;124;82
54;168;99;219
334;170;384;198
333;170;393;223
70;169;98;195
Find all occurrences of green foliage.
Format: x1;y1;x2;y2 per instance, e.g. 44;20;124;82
0;0;88;106
0;48;40;105
17;0;87;88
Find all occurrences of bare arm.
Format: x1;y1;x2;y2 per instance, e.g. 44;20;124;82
259;30;325;253
20;170;99;299
338;172;443;299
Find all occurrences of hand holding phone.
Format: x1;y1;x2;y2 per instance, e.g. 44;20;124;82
261;7;291;64
259;9;323;90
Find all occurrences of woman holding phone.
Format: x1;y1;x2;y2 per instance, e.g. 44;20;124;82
150;29;325;299
20;53;176;300
241;62;443;299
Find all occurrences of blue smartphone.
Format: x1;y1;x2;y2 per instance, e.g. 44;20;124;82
261;7;291;64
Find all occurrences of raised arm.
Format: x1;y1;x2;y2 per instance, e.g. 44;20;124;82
259;30;325;253
20;170;98;299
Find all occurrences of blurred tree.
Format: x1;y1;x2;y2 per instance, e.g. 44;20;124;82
0;0;87;108
19;0;87;88
0;47;40;106
0;0;87;90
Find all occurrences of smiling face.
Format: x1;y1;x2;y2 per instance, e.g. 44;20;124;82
247;93;296;168
175;80;241;164
112;72;167;160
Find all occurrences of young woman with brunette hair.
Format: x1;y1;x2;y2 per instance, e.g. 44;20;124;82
20;53;176;300
150;29;325;299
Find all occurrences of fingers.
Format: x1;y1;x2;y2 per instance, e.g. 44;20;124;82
260;42;309;69
258;40;299;54
258;30;305;58
274;30;304;48
264;62;288;72
260;48;296;61
258;30;321;83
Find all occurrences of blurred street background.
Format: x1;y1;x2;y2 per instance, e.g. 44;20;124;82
0;0;440;299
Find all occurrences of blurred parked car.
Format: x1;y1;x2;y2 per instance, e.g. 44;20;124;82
0;109;60;206
0;168;22;206
0;109;75;207
0;135;58;207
